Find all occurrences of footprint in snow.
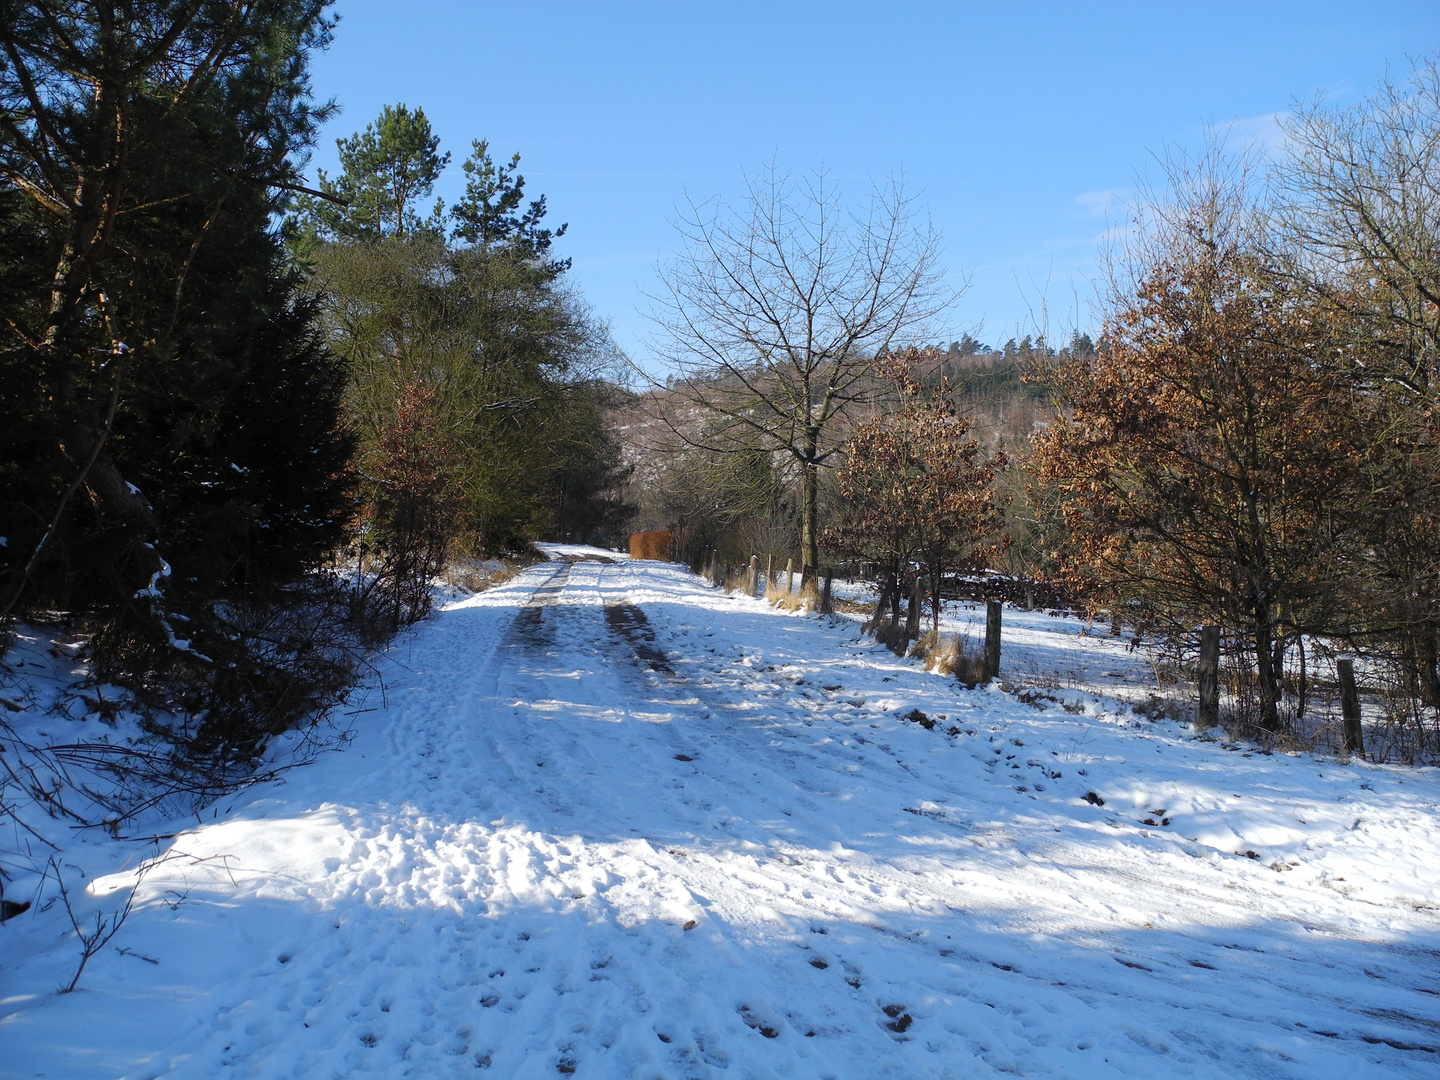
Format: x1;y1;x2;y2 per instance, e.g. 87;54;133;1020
882;1003;914;1034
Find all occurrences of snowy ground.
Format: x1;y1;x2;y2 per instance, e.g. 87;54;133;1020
3;547;1439;1078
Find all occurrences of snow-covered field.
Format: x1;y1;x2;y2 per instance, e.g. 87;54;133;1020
3;547;1439;1078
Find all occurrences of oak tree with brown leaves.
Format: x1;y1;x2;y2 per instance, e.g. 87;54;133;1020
1034;182;1364;730
830;353;1004;637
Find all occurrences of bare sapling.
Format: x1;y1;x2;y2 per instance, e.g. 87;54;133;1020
51;850;174;994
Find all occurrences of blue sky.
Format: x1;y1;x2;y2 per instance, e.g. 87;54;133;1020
303;1;1439;364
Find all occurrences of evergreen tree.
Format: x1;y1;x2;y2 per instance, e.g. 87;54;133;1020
0;2;352;641
302;106;628;559
450;139;569;275
295;103;449;245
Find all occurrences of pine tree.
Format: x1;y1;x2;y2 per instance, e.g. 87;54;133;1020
294;103;449;245
0;1;352;639
450;140;568;275
302;106;625;557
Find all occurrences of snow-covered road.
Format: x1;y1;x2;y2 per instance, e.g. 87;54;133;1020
4;550;1440;1078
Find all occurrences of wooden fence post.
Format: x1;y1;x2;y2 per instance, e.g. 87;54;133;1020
1337;658;1364;757
747;555;759;597
984;600;1002;681
766;554;774;591
819;569;834;614
1198;624;1220;728
785;558;794;595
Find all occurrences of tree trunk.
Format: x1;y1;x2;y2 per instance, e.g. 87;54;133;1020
1237;482;1282;731
904;574;922;640
1337;658;1364;756
1409;622;1440;709
984;601;1002;682
1296;632;1308;723
799;455;819;576
867;575;892;634
930;562;942;637
1253;616;1282;731
1198;625;1220;728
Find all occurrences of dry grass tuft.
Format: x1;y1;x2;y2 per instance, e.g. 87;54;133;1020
442;555;534;595
765;578;819;612
1132;692;1191;724
926;632;989;684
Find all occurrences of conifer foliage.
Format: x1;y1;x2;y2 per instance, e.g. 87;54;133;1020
0;1;356;756
292;103;450;244
295;106;632;587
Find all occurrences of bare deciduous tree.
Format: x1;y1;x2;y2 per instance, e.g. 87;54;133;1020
1276;54;1440;400
647;165;953;575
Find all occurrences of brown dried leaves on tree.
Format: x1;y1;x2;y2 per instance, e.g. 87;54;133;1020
1033;240;1364;730
354;380;464;633
830;352;1005;636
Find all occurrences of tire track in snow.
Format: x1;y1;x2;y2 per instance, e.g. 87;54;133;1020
465;559;995;1074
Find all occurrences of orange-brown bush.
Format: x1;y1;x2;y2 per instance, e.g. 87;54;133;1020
629;530;674;561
